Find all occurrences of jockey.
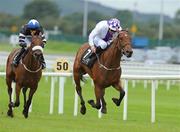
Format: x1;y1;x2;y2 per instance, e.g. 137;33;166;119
12;19;47;69
82;18;122;67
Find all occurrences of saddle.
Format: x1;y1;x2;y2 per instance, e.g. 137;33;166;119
81;47;103;68
12;48;28;67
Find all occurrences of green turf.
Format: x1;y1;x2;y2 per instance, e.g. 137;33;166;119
0;77;180;132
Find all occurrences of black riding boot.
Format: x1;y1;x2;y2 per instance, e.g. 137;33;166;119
12;48;26;67
41;55;46;69
82;49;93;66
82;47;103;68
96;47;103;54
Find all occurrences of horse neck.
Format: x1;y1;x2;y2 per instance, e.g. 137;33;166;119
102;41;122;66
23;50;41;70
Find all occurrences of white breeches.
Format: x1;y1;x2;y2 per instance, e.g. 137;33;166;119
93;36;108;49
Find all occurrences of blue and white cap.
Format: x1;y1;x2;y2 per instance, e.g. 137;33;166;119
27;19;40;29
108;18;122;31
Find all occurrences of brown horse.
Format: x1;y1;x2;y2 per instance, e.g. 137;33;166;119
73;30;133;115
6;35;44;118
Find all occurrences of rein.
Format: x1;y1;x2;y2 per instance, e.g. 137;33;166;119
95;36;130;71
95;53;121;71
20;59;42;73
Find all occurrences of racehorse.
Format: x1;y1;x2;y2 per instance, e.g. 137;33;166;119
6;34;44;118
73;30;133;115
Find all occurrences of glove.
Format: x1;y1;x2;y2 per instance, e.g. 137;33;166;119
107;40;113;45
42;42;46;48
90;45;96;53
19;42;27;47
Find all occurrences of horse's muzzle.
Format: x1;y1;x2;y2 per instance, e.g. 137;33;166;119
124;50;133;58
33;50;43;61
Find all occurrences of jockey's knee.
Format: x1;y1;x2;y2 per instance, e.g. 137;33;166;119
98;40;107;50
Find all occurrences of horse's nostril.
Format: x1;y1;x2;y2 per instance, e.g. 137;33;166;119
34;53;37;56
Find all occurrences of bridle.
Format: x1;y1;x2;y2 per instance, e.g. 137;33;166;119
20;59;42;73
95;53;121;71
21;45;43;73
95;31;131;71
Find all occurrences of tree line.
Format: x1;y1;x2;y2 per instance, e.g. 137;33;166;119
0;0;180;40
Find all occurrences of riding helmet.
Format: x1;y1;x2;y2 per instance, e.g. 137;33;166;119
27;19;40;29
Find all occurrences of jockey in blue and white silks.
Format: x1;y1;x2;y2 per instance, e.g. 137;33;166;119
89;18;122;53
12;19;47;69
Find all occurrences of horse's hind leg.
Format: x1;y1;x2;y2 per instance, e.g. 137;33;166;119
13;83;21;107
6;77;14;117
112;80;125;106
73;72;86;115
23;87;37;118
22;87;28;109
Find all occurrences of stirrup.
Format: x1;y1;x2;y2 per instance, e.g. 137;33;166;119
82;58;90;65
12;60;18;67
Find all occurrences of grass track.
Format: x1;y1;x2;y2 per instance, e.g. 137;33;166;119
0;76;180;132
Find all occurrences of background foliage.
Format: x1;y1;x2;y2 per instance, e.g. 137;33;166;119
0;0;180;40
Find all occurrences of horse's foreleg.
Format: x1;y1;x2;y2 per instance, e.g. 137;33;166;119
88;86;104;110
22;87;28;109
112;80;125;106
23;87;37;118
6;78;14;117
101;96;107;114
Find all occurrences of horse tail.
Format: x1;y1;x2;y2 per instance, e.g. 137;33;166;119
79;70;87;82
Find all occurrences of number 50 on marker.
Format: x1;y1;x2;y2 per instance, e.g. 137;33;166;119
53;58;70;72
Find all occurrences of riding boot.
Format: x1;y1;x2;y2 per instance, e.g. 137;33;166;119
41;55;46;69
88;47;104;67
12;48;26;67
96;47;103;54
82;48;93;66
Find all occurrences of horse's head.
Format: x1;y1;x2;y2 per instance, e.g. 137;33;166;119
29;34;44;61
116;30;133;58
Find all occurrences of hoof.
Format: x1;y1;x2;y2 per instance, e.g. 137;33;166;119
88;99;94;104
101;108;107;114
9;102;14;107
80;106;86;115
7;110;13;118
23;110;28;118
88;100;96;108
112;98;120;106
14;102;20;107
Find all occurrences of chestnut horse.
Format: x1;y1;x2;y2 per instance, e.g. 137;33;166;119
6;35;44;118
73;30;133;115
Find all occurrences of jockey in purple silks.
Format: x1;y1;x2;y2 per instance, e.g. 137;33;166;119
12;19;47;69
82;18;122;67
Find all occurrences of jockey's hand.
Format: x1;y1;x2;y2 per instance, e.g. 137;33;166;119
42;42;46;48
90;45;96;53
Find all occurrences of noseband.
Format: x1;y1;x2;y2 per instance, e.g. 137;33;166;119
20;59;42;73
21;45;43;73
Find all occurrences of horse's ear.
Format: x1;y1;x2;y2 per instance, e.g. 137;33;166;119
39;32;42;36
120;28;129;33
31;32;35;36
123;28;129;32
39;32;42;38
